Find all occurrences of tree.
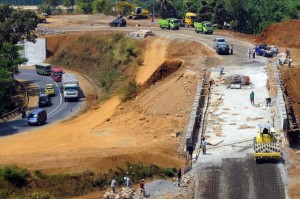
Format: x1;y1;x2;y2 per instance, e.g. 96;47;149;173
0;5;37;114
64;0;75;12
76;0;93;14
43;0;60;7
155;0;177;18
93;0;113;15
212;2;228;28
197;0;213;21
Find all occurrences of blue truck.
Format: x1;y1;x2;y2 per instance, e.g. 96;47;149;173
255;44;274;57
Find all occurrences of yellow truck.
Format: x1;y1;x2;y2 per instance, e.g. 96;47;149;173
183;12;197;27
253;123;281;162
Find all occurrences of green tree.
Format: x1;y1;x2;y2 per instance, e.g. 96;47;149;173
43;0;60;7
93;0;113;15
64;0;75;12
184;0;200;13
0;5;37;115
155;0;177;18
77;0;93;14
197;0;213;21
212;2;228;28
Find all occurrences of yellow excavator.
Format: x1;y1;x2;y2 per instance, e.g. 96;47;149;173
253;123;281;162
116;1;149;20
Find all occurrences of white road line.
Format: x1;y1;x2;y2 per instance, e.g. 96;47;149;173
18;72;63;116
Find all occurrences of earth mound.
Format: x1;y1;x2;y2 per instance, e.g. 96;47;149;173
255;19;300;48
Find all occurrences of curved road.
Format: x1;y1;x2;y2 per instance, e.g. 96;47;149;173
0;67;83;136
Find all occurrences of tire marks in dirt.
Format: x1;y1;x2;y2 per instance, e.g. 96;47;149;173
198;156;285;199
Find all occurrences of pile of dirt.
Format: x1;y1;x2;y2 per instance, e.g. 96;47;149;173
255;20;300;48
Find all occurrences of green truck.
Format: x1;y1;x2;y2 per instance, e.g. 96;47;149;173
194;21;214;34
158;18;180;30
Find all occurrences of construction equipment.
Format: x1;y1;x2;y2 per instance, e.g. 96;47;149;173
158;18;180;30
229;74;242;89
194;21;214;34
116;1;149;20
182;12;197;27
254;123;281;162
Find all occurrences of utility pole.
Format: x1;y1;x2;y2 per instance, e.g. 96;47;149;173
151;0;155;22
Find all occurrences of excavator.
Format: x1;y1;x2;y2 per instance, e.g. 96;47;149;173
116;1;149;20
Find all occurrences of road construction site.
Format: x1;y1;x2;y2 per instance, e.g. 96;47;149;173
0;15;300;198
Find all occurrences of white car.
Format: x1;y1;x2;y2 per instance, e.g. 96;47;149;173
213;38;226;49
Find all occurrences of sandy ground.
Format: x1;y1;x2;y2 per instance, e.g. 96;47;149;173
0;33;206;175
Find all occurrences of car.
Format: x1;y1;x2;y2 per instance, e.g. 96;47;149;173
216;43;230;55
213;38;226;49
109;18;127;27
27;109;47;126
39;94;52;107
45;84;55;96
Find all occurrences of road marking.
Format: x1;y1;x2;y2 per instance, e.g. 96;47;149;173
18;72;63;117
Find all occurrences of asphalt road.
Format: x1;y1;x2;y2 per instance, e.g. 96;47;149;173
0;68;83;136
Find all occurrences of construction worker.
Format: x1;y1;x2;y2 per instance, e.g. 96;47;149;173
202;137;207;155
230;44;233;55
139;179;145;198
250;91;255;105
177;169;182;187
248;48;251;59
111;178;118;193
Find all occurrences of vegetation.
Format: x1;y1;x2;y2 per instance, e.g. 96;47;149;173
51;32;142;99
0;163;176;198
0;5;37;115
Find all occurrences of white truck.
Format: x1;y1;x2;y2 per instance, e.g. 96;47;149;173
61;74;79;102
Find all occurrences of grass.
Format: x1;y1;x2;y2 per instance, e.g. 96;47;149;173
51;32;143;100
0;163;176;198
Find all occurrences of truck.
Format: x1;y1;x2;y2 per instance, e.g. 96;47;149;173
61;74;79;102
255;44;274;57
253;123;281;163
182;12;197;27
158;18;180;30
194;21;214;34
51;67;64;82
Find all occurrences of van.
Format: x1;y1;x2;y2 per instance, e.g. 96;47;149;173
39;94;52;107
36;63;52;75
27;109;47;126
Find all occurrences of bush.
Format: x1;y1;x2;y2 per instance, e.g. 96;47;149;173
0;189;9;198
34;170;48;179
120;81;138;101
1;166;29;187
163;167;177;178
29;192;55;199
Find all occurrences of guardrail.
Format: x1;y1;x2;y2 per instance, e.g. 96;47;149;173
185;70;210;162
0;81;28;122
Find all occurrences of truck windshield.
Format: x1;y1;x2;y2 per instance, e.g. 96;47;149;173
173;19;179;23
206;24;212;27
54;71;63;77
45;66;51;70
65;86;78;90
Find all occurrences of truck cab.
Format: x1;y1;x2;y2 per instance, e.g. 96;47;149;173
184;12;197;27
51;67;64;82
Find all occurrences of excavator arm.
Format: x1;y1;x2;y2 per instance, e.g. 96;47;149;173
116;1;135;16
115;0;149;20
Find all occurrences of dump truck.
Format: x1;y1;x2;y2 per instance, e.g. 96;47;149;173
194;21;214;34
61;74;79;102
158;18;180;30
183;12;197;27
253;123;281;162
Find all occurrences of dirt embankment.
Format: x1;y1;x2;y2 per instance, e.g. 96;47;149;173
0;35;213;174
256;20;300;48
